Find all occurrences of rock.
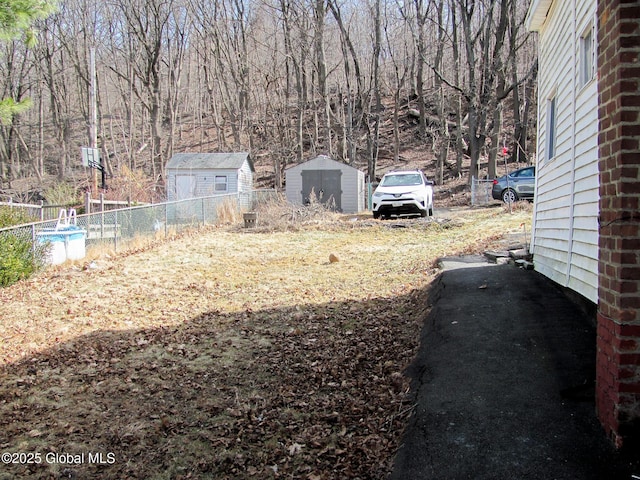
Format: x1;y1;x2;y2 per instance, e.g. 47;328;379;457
509;248;530;260
329;253;339;263
515;259;535;270
484;250;510;264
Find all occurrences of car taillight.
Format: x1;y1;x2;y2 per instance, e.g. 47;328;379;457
492;179;498;185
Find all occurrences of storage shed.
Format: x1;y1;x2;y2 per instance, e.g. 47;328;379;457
285;155;365;213
166;152;254;202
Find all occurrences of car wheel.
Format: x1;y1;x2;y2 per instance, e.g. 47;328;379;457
420;209;427;218
373;211;380;219
502;189;518;203
429;207;433;216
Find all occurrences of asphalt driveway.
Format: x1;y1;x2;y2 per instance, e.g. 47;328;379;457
389;261;640;480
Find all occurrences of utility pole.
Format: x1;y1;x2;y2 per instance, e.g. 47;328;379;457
89;48;99;192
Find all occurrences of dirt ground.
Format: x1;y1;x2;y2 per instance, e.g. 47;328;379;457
0;206;531;479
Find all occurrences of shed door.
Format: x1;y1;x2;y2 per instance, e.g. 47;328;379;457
176;174;196;200
301;169;342;211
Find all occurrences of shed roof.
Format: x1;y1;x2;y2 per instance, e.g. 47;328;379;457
166;152;254;172
287;155;364;174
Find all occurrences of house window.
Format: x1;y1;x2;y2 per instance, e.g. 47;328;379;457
580;24;595;87
215;175;228;192
547;96;556;160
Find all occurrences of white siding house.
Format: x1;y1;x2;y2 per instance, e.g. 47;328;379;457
526;0;599;302
166;153;254;205
285;156;366;214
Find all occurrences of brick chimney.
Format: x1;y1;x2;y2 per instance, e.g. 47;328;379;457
596;0;640;449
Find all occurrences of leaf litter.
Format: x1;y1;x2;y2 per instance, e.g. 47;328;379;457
0;206;531;479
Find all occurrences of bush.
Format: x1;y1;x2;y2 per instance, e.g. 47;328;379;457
0;206;36;228
247;191;341;232
43;182;78;206
0;207;48;287
216;197;242;225
0;233;47;287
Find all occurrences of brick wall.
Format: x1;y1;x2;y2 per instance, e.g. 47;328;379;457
596;0;640;449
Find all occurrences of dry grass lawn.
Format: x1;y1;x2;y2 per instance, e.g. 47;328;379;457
0;205;532;479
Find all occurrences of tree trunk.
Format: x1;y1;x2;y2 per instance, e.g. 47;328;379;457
414;0;427;139
450;1;464;177
314;0;331;155
513;60;538;165
488;103;502;179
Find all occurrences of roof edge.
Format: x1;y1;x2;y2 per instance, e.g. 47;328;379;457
526;0;553;31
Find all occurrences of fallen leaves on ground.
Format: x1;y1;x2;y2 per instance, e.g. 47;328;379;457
0;207;531;479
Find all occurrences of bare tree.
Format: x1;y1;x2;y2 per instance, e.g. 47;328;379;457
34;16;76;179
328;0;370;166
509;0;538;166
110;0;175;180
426;0;536;182
368;0;382;180
382;3;410;168
431;0;447;185
0;0;540;202
279;0;311;166
409;0;429;139
0;42;36;182
313;0;332;155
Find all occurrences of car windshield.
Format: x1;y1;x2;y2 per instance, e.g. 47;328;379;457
381;173;423;187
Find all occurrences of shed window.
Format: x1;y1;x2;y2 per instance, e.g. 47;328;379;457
215;175;228;192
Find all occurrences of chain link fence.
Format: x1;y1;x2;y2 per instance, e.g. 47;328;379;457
0;190;277;269
471;177;496;206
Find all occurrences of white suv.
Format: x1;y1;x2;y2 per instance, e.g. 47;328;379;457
372;170;434;219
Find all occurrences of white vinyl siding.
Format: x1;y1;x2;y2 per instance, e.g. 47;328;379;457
530;0;599;303
196;170;238;196
238;161;253;192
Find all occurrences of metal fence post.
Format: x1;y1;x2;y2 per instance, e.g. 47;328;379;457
471;176;476;206
100;206;105;239
164;203;168;238
31;224;36;259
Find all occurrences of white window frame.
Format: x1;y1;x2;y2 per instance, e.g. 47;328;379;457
546;95;557;161
214;175;228;192
579;22;595;88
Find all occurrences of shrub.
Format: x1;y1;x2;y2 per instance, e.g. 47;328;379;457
216;197;242;225
0;207;48;287
247;191;341;232
103;165;161;203
0;233;47;287
43;182;78;206
0;206;36;228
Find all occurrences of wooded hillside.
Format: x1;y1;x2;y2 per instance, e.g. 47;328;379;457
0;0;537;203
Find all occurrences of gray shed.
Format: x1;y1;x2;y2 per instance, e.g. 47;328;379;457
166;152;254;202
285;155;365;213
